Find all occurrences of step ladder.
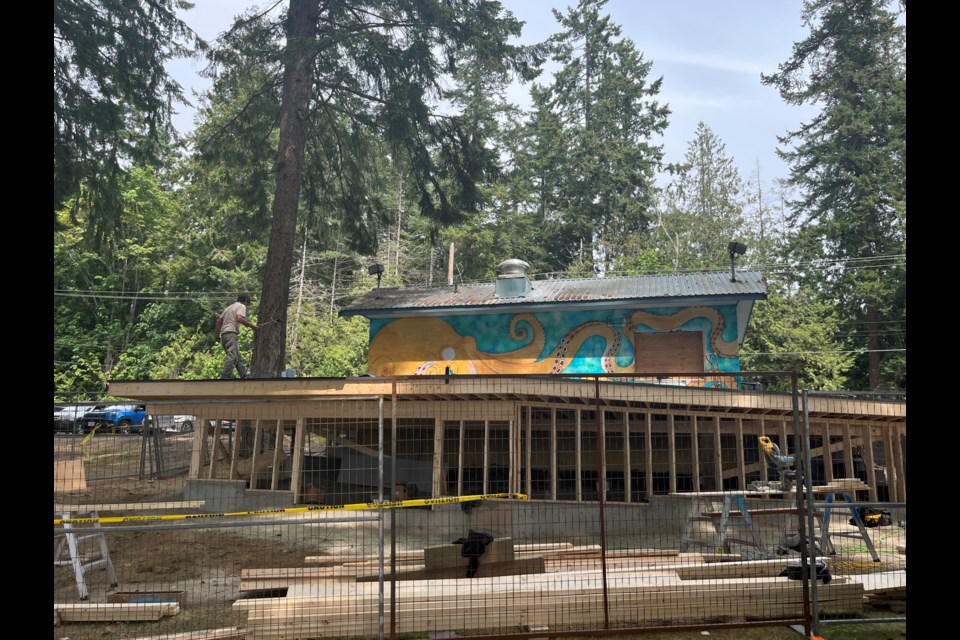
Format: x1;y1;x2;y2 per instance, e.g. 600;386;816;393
54;510;118;600
817;491;880;562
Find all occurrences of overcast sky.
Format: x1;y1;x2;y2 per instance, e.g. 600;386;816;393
168;0;820;187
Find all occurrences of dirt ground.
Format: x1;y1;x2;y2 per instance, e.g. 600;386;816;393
54;440;356;639
54;437;906;639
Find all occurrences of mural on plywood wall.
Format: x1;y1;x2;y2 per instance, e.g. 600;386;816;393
367;305;742;383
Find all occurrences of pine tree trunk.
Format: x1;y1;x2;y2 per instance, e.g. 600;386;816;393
251;0;318;378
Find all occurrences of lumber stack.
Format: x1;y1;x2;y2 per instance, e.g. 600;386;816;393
865;585;906;613
235;570;864;639
813;478;871;493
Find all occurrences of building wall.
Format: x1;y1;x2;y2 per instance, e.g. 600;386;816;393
366;304;743;381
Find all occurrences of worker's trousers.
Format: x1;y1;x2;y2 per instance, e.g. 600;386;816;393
220;331;248;379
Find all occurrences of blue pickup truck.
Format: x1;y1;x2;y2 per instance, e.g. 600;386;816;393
81;404;147;434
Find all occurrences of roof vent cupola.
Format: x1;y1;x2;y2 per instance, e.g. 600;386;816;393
495;259;531;298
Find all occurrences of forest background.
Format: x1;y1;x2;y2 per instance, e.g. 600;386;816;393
53;0;906;399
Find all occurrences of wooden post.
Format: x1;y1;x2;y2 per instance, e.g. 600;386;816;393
270;422;284;490
842;422;854;480
525;406;532;498
291;417;305;500
575;409;583;502
759;419;768;484
823;421;834;483
863;424;878;502
457;420;464;497
736;417;746;491
228;418;242;480
550;408;557;500
668;413;677;495
249;420;263;489
712;416;722;492
509;410;516;496
691;415;701;492
482;419;490;496
644;412;653;500
207;420;223;480
891;424;906;502
623;411;631;502
432;418;444;497
189;415;207;479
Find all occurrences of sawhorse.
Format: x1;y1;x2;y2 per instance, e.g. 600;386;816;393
54;509;118;600
680;493;763;553
818;491;880;562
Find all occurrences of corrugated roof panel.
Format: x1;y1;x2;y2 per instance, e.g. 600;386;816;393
341;270;767;315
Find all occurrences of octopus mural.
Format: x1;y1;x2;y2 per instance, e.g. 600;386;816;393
367;306;741;381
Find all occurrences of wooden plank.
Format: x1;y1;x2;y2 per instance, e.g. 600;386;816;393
239;579;864;639
54;457;86;492
107;591;185;604
423;538;514;570
55;602;179;622
55;501;205;513
130;627;246;640
356;556;546;582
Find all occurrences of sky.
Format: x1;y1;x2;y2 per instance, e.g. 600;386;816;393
168;0;821;188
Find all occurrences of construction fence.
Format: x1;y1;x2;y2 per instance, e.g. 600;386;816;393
53;373;906;639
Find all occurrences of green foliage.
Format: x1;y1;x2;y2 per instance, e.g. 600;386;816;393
761;0;906;389
741;285;855;391
652;123;748;271
54;0;204;236
288;315;370;377
539;0;670;272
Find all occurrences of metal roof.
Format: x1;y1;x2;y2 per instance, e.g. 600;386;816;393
340;270;767;317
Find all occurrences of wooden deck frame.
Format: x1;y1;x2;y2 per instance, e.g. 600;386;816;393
108;378;906;506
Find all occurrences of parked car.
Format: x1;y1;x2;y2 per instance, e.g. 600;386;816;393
54;404;105;434
81;404;146;434
151;414;197;434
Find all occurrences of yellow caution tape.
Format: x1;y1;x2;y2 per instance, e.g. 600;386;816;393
53;492;529;525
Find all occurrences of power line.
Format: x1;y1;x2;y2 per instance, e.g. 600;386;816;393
741;348;906;357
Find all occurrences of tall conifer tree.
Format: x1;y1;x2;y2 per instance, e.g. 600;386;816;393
762;0;906;390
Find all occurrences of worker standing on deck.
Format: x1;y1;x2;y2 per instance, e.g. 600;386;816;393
215;293;259;379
